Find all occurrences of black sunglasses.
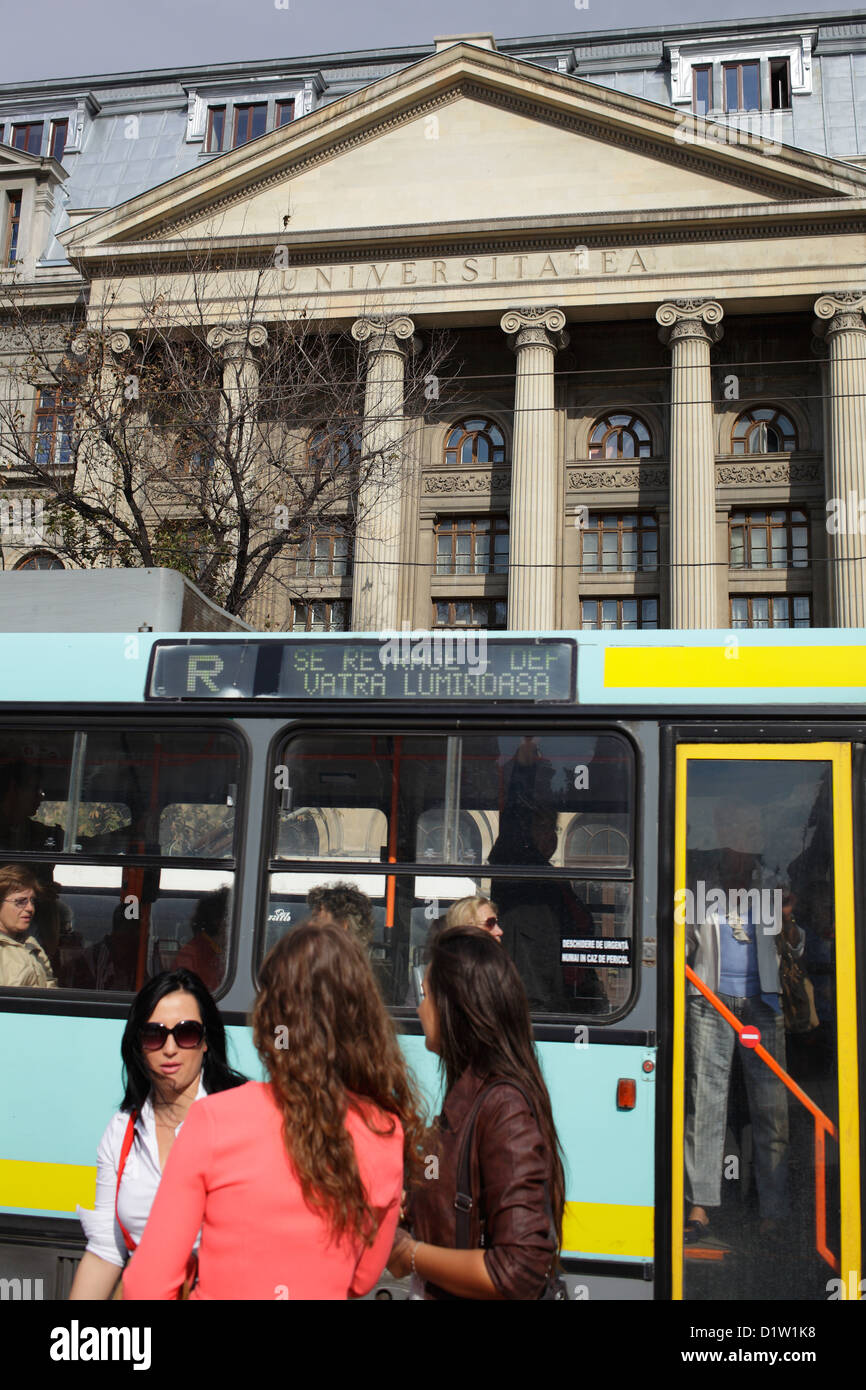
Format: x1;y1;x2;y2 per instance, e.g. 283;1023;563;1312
140;1020;205;1052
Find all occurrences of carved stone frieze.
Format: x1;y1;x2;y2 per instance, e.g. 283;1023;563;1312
716;460;821;484
423;469;511;495
567;465;669;490
0;323;71;352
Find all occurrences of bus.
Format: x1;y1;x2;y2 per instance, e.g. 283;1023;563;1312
0;625;862;1301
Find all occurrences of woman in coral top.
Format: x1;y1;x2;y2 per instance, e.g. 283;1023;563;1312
124;922;422;1300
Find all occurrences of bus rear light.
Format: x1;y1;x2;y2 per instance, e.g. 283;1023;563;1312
617;1079;636;1110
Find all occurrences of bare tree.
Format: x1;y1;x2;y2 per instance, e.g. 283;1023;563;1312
0;249;457;621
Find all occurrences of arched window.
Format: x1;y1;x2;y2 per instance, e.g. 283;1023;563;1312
732;407;798;454
13;552;64;571
306;423;360;473
444;418;506;467
589;413;652;460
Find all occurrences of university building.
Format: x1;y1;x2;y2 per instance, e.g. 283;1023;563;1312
3;13;866;630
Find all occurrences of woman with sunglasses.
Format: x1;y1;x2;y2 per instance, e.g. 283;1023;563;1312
445;895;503;943
122;923;422;1300
389;926;565;1299
70;968;245;1299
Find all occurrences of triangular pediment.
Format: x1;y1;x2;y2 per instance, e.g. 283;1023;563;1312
61;41;866;261
0;144;64;182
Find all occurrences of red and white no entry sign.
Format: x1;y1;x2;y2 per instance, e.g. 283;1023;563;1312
739;1026;761;1048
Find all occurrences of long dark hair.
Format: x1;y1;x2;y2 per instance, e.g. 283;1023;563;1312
426;926;566;1243
253;922;425;1247
120;968;246;1112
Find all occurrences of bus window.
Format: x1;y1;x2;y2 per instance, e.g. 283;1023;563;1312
267;730;636;1015
273;732;633;868
0;728;242;992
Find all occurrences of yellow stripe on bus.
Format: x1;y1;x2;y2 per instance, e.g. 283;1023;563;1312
0;1160;95;1213
562;1201;653;1259
605;646;866;690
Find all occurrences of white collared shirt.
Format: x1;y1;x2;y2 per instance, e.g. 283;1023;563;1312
77;1078;207;1267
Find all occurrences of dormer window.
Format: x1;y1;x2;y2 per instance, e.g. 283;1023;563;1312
232;103;267;147
276;100;294;128
12;122;43;155
205;106;226;152
49;119;68;162
723;61;760;113
5;192;21;266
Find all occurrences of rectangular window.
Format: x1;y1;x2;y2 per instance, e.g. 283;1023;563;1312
434;517;509;576
33;388;74;468
205;106;226;153
692;65;713;116
266;730;636;1014
724;61;760;112
0;125;5;144
730;595;811;629
49;119;68;162
580;597;659;630
276;100;295;127
290;600;349;632
432;599;508;629
580;513;658;574
12;122;43;155
295;529;352;578
232;103;267;147
770;57;791;110
0;727;242;993
6;192;22;267
729;509;809;569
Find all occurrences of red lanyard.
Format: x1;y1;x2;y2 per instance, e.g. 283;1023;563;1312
114;1112;138;1254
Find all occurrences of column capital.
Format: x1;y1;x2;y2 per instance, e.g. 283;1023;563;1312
206;323;268;358
656;299;724;347
814;291;866;338
351;316;415;355
500;306;568;351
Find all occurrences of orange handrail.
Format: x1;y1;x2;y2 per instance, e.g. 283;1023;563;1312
685;964;839;1271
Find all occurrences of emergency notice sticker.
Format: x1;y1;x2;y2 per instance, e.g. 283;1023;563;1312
561;939;632;968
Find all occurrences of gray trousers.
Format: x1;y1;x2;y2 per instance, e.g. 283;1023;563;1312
684;993;789;1220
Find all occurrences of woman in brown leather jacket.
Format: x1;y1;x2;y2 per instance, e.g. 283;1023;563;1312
388;926;565;1299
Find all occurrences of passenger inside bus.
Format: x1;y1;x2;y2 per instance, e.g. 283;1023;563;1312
174;888;228;993
0;864;57;988
684;799;803;1245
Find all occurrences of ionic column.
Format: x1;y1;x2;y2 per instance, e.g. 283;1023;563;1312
206;323;268;458
350;315;415;632
656;299;724;629
70;329;136;532
500;307;568;631
813;292;866;626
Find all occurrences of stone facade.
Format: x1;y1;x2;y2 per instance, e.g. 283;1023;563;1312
2;18;866;630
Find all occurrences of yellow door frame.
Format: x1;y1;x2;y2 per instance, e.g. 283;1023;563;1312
672;742;861;1300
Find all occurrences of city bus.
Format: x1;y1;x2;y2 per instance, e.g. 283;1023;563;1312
0;625;862;1301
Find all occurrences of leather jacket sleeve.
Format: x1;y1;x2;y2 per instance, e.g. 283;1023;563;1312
475;1086;556;1300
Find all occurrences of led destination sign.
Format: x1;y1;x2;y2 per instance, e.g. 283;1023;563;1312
147;638;576;702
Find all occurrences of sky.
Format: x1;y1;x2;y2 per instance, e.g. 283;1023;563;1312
0;0;863;85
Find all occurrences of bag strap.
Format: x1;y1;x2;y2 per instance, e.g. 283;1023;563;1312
115;1112;138;1255
454;1080;538;1250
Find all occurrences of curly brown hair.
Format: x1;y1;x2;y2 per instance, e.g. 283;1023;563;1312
253;920;425;1247
307;882;375;949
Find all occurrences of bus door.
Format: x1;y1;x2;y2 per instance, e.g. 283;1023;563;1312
672;743;860;1300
